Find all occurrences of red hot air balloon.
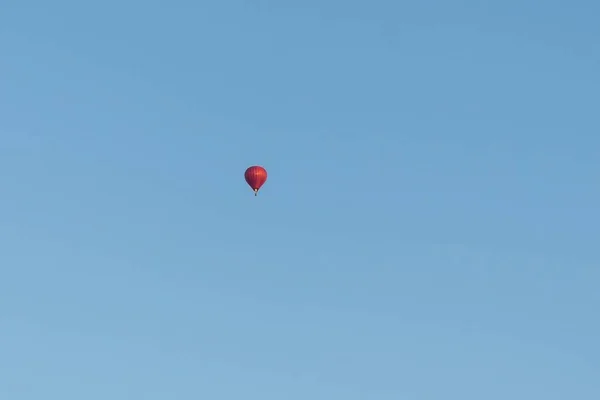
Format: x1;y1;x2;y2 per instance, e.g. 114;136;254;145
244;166;268;196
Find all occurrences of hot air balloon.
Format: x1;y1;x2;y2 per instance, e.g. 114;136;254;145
244;166;267;196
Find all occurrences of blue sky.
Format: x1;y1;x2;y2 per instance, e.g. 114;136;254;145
1;1;599;398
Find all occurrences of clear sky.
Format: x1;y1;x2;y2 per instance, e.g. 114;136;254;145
1;1;599;399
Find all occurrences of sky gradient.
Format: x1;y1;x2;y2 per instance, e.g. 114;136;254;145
1;1;599;399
